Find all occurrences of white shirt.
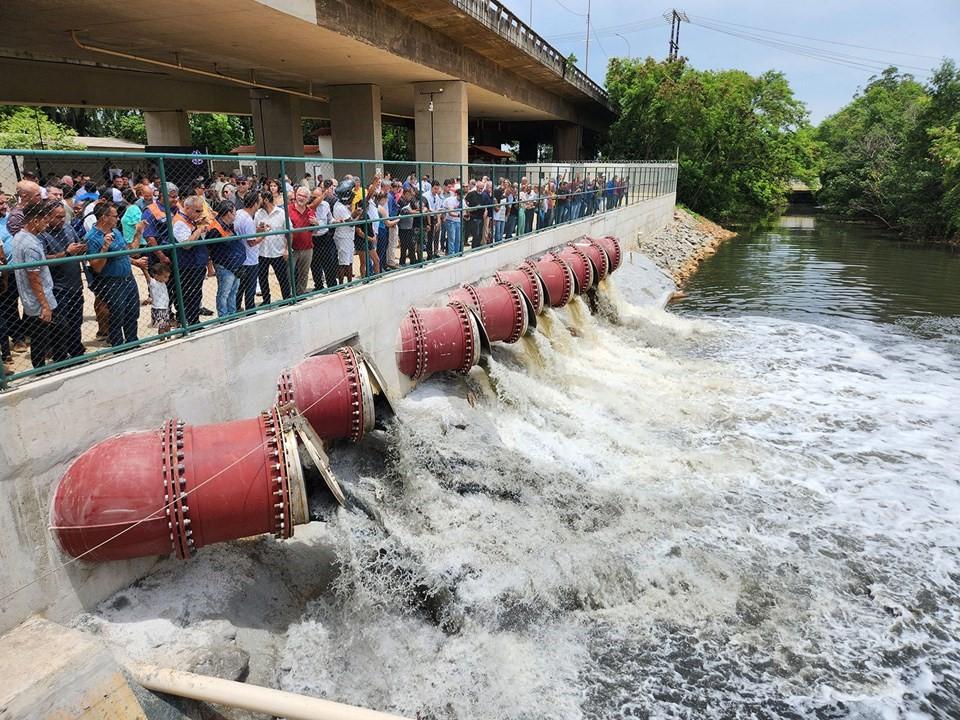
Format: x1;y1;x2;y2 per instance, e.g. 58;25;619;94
420;180;431;195
442;195;460;221
111;187;123;203
254;205;288;258
234;209;261;266
332;201;353;245
494;198;507;222
426;191;442;213
313;200;332;236
149;277;170;310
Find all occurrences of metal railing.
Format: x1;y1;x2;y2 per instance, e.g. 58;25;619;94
0;149;677;388
449;0;610;107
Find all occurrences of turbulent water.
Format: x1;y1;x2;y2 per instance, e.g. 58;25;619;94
81;215;960;719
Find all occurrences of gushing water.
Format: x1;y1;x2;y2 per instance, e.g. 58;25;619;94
274;282;960;719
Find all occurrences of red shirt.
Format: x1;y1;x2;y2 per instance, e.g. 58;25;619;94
287;204;315;250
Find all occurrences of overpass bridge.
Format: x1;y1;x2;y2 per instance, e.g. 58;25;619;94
1;0;613;164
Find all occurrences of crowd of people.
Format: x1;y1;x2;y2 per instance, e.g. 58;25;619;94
0;164;630;376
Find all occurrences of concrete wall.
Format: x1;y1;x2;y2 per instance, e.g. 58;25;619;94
0;194;675;634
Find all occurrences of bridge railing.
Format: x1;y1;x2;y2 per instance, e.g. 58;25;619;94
449;0;610;106
0;149;677;388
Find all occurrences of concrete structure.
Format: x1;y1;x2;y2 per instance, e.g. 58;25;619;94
0;0;613;167
144;110;191;146
0;190;674;635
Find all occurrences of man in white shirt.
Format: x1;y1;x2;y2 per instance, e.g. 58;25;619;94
253;189;290;304
424;181;442;259
331;188;356;284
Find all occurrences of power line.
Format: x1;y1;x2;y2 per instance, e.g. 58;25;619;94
692;18;932;73
688;13;944;62
546;16;663;42
550;0;587;17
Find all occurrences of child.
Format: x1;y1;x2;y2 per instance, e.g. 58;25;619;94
147;262;172;334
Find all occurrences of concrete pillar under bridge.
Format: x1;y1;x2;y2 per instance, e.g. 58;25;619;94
329;84;383;180
554;123;582;162
414;80;468;181
250;91;304;181
144;110;191;146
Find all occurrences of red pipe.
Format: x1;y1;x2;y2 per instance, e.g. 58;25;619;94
51;407;307;562
277;346;374;442
528;254;575;307
591;235;623;273
448;283;528;343
495;266;545;315
396;301;481;379
556;245;595;294
573;238;610;284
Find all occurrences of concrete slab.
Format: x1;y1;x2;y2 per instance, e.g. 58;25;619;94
0;617;147;719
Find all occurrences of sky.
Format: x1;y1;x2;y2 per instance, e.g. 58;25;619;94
500;0;960;123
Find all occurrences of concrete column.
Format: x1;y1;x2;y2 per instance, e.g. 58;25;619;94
144;110;191;146
250;91;303;180
554;123;582;162
328;84;383;179
414;81;468;181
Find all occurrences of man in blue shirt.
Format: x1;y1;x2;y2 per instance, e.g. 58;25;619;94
12;200;58;369
0;189;27;361
40;204;87;361
85;202;140;347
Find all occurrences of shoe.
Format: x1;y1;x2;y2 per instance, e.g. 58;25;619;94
199;307;213;316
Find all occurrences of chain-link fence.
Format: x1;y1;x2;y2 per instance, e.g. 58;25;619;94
0;149;678;387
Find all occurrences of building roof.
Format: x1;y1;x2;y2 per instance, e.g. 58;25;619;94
469;144;512;159
74;136;145;150
229;145;323;156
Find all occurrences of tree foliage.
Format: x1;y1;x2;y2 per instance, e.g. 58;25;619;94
817;62;960;240
604;58;818;220
382;123;410;161
0;107;82;149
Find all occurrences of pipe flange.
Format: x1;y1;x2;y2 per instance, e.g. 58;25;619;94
407;306;427;380
567;245;595;292
337;346;365;443
459;284;486;328
517;263;544;312
548;253;574;306
165;419;192;559
159;419;181;558
276;370;295;412
263;407;292;539
501;280;526;343
585;238;610;280
448;300;477;375
604;236;622;271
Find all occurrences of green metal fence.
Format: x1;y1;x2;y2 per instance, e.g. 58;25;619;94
0;149;678;388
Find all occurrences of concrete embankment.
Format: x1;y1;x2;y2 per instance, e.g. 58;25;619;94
636;207;736;287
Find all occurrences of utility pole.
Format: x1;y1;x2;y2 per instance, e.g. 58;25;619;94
584;0;591;75
664;9;688;61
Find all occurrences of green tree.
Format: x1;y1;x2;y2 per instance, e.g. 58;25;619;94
188;113;252;154
0;107;82;149
817;61;960;240
604;58;818;220
382;123;410;161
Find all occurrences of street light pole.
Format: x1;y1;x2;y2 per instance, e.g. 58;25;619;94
615;32;632;57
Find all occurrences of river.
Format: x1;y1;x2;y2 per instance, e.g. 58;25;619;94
81;213;960;719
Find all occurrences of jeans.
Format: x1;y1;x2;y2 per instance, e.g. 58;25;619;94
179;266;207;327
214;264;240;317
493;219;505;243
50;286;84;360
444;219;462;254
292;248;313;295
237;264;258;311
258;255;290;305
505;215;517;239
100;275;139;347
311;235;337;290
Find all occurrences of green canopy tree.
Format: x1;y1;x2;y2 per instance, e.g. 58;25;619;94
0;107;82;150
604;58;817;220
